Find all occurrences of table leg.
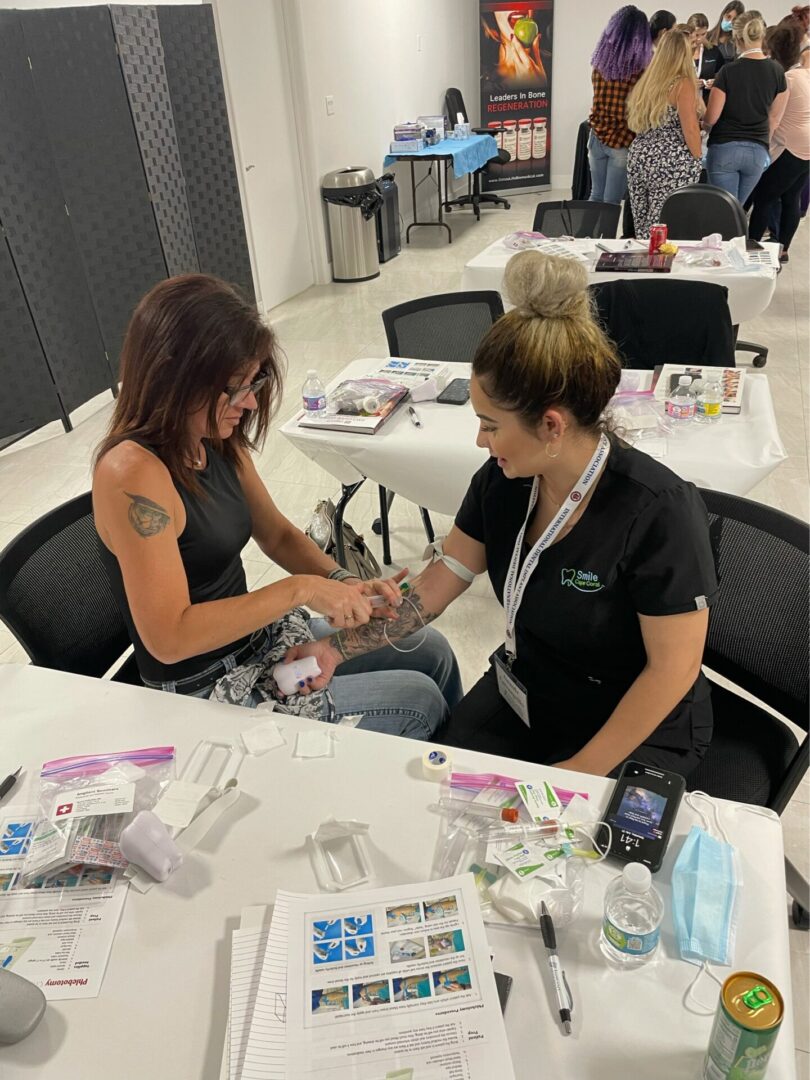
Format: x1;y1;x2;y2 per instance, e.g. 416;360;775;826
406;161;418;244
405;158;452;244
378;485;393;566
419;506;435;545
333;480;365;568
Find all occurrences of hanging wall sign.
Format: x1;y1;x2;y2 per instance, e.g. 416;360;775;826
479;2;554;191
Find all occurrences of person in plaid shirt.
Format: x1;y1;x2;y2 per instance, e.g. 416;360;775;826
588;6;653;205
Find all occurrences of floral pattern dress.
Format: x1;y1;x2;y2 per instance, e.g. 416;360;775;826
627;103;703;238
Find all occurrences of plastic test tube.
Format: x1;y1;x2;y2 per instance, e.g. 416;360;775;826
483;821;562;842
438;796;521;823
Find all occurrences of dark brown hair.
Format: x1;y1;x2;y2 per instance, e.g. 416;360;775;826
95;274;284;492
787;4;810;30
766;18;805;65
707;0;744;44
472;251;621;432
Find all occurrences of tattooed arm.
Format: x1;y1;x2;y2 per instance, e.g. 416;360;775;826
283;526;487;693
93;443;372;665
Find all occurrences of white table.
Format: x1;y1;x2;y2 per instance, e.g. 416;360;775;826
280;360;787;519
2;665;796;1079
460;238;780;327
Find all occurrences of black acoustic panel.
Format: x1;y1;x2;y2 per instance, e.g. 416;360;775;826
0;11;111;416
0;237;63;438
158;4;255;301
21;5;167;376
111;4;199;276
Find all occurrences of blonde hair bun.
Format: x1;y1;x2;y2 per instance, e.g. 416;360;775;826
503;250;590;320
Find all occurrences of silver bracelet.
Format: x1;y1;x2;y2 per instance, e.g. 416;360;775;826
327;568;356;583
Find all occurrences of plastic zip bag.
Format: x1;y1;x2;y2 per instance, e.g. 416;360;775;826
21;747;175;886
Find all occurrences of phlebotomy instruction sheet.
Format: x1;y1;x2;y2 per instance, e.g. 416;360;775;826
285;874;515;1078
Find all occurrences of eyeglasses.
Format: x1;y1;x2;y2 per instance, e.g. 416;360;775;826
224;368;270;406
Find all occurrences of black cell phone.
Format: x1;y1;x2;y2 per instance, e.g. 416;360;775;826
745;238;764;251
494;971;513;1014
597;760;685;874
437;378;471;405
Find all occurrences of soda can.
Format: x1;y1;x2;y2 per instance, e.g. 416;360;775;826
703;971;783;1080
648;223;668;254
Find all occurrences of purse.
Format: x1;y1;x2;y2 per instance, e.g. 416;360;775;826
306;498;381;581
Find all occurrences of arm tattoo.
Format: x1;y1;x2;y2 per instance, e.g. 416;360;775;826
332;587;438;660
125;492;170;538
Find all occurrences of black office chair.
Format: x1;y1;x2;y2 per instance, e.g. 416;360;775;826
375;291;505;564
590;279;735;370
443;87;511;218
533;199;621;239
0;492;140;683
690;489;809;928
572;120;592;201
659;183;769;368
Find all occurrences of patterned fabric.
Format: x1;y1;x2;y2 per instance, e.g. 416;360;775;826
627;105;703;238
209;607;331;721
589;70;641;149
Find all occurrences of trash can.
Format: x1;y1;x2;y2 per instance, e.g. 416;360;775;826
322;167;381;283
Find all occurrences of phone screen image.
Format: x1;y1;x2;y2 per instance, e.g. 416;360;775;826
610;785;668;842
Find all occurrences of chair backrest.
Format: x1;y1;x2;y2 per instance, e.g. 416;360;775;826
659;183;748;241
444;87;467;129
589;279;736;369
382;291;504;365
533;199;621;238
0;492;133;678
700;489;809;733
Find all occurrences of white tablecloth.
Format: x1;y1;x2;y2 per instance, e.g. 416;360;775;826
460;238;780;326
1;665;796;1080
280;360;786;514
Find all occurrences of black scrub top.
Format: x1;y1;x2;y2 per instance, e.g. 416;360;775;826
454;437;719;752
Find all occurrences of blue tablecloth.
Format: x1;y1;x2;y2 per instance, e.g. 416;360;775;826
383;134;498;179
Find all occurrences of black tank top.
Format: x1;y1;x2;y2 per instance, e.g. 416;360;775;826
97;439;253;683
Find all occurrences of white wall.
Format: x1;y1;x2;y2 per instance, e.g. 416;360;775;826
287;0;479;282
549;0;792;190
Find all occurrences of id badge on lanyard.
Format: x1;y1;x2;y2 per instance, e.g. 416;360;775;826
497;434;610;725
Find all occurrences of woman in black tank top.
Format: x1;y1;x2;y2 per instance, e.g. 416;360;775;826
93;274;461;739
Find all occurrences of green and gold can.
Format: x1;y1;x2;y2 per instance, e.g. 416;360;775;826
703;971;784;1080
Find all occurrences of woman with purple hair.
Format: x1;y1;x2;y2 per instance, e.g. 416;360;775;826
588;6;653;206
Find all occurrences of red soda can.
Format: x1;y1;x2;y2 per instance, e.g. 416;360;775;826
649;223;668;254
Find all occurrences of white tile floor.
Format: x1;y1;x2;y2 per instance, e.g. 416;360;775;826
1;191;808;1071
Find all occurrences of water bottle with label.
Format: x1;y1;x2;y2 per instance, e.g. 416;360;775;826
695;374;723;424
600;862;664;968
302;369;326;414
666;375;697;422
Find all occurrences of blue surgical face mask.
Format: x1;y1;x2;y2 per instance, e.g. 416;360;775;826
721;18;733;31
672;824;739;965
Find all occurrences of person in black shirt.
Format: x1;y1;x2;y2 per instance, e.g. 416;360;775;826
687;12;726;100
706;0;744;60
704;12;789;202
93;275;461;737
290;252;718;779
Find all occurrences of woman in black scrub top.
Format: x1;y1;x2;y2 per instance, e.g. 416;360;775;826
288;251;718;779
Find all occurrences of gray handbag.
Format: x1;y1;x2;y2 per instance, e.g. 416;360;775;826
306;498;381;581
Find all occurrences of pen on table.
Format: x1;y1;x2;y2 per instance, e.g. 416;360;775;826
408;405;422;428
539;900;573;1036
0;767;21;805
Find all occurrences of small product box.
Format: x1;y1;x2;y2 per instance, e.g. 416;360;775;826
389;139;424;153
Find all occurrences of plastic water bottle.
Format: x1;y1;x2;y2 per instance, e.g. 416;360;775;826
302;369;326;414
695;374;723;424
600;862;664;968
666;375;697;422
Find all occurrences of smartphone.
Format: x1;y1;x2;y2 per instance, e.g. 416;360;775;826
437;378;471;405
597;760;686;873
494;971;513;1014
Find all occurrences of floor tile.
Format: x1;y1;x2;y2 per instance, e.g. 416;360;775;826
792;948;809;1053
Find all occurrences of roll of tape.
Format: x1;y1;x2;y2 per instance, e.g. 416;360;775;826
422;749;451;781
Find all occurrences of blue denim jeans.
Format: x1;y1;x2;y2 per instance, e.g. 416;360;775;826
587;132;628;204
706;140;770;207
147;620;462;742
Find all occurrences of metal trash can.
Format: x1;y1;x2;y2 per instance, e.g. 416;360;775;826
322;167;381;282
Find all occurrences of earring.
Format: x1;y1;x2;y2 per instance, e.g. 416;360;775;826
545;435;560;460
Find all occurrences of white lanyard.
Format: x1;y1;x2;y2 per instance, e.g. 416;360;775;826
738;48;763;58
503;433;610;662
694;45;704;74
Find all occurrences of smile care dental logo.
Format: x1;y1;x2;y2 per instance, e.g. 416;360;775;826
561;568;604;592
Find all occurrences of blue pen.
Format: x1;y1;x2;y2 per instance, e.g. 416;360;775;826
2;955;13;968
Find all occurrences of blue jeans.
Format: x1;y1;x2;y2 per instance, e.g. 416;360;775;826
310;620;462;740
706;140;770;207
587;132;628;204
